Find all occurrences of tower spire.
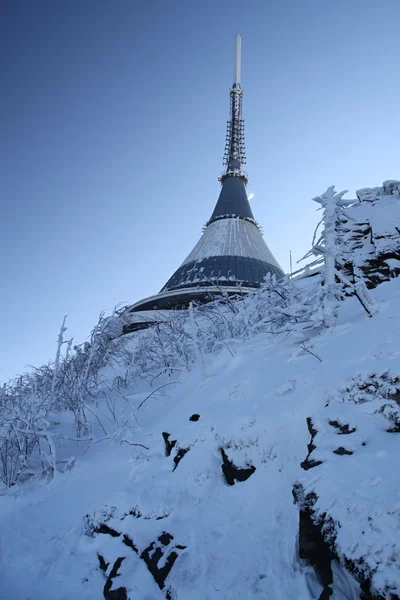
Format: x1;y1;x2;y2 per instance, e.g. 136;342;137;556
221;34;247;184
127;35;284;318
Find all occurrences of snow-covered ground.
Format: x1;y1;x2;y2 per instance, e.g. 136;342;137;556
1;182;399;599
1;273;399;599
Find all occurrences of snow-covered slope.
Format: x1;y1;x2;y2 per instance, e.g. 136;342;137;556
1;183;400;600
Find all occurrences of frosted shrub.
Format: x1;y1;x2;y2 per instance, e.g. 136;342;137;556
0;381;54;486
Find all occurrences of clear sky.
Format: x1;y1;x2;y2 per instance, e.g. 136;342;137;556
1;0;399;382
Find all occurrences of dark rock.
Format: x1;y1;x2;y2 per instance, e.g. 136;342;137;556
294;486;388;600
173;448;189;471
98;554;109;572
103;557;127;600
300;458;323;470
158;532;174;546
306;417;318;453
329;420;356;435
319;589;333;599
92;509;185;599
140;534;178;591
96;524;121;538
123;534;138;553
292;483;318;509
298;509;335;599
301;418;323;471
343;556;387;600
360;579;387;600
162;432;177;457
83;508;118;537
220;448;256;486
387;425;400;432
333;447;353;455
359;251;400;290
390;389;400;405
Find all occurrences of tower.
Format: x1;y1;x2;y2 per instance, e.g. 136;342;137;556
129;36;283;316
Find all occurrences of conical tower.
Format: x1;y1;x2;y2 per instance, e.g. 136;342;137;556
130;36;283;314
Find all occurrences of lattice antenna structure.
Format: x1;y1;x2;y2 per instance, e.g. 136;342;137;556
220;35;247;184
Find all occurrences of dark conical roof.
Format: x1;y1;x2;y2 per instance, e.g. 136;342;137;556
208;176;254;224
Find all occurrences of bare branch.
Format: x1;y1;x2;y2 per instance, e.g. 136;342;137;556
136;382;182;411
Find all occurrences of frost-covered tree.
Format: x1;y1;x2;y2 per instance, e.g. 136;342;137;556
51;315;69;394
0;373;56;486
300;186;376;330
51;313;118;437
0;308;136;485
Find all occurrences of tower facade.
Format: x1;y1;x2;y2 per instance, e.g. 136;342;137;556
130;36;283;314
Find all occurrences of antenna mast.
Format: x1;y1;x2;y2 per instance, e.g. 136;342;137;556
233;34;241;85
220;35;247;184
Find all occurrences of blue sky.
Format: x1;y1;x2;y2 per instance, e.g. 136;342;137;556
1;0;399;382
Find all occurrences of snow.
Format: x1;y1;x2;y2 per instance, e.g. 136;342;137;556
385;258;400;270
0;274;399;599
356;180;400;203
351;194;400;241
1;184;400;599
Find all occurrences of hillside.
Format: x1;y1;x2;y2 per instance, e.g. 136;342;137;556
1;182;399;600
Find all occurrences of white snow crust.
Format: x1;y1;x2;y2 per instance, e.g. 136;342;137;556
1;185;400;600
1;276;399;599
